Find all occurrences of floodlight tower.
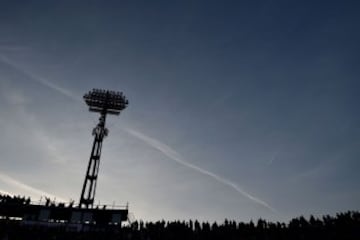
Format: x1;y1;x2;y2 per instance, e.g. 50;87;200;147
79;89;128;208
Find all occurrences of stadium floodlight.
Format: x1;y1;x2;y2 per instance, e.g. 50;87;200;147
84;88;128;115
79;89;128;209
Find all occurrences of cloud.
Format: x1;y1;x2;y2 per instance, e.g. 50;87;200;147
0;172;66;202
124;128;277;213
0;44;30;52
268;150;279;165
0;87;29;106
0;54;80;102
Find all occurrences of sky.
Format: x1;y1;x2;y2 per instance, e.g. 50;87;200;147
0;0;359;223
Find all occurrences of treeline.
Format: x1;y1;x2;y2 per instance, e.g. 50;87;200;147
0;211;359;240
126;211;360;240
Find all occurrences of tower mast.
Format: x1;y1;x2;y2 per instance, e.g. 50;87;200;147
79;89;128;208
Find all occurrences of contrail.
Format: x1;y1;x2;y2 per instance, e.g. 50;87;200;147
0;55;276;212
124;128;276;212
0;55;80;102
0;172;66;202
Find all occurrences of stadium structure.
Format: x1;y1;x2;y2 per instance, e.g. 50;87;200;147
0;89;129;231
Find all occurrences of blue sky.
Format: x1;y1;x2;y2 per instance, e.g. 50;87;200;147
0;0;359;222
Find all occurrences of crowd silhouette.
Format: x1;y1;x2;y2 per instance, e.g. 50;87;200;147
0;208;359;240
0;194;31;206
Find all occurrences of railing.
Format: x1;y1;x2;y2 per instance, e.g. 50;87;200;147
0;194;128;210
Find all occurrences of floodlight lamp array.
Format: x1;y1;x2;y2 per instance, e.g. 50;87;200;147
84;89;129;115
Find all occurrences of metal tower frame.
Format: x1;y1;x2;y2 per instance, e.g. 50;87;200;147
79;89;128;208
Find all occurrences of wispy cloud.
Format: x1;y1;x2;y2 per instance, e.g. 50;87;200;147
0;85;29;106
0;55;81;202
124;128;276;212
0;54;80;102
0;44;30;52
0;172;66;202
268;150;279;165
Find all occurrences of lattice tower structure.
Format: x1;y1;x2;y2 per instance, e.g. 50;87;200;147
79;89;128;208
